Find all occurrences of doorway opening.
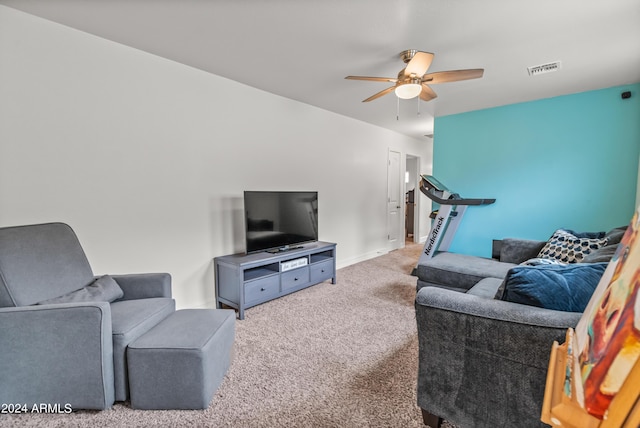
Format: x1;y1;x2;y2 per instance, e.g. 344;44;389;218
405;155;420;244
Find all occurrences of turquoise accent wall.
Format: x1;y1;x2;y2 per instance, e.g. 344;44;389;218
433;83;640;257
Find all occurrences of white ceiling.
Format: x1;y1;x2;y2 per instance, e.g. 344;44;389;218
2;0;640;140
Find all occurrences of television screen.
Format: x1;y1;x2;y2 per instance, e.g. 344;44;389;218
244;191;318;254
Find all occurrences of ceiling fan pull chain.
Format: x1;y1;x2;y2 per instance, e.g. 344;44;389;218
417;96;421;116
397;96;400;121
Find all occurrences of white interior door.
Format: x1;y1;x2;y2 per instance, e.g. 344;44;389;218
387;149;402;250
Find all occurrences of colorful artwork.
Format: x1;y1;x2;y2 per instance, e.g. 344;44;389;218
575;208;640;418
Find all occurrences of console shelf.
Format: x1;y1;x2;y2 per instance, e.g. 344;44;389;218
214;241;337;319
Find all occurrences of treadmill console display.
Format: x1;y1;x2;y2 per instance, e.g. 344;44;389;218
421;175;450;192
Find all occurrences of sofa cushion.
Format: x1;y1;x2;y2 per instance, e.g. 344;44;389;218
467;277;504;298
499;238;546;264
416;252;515;291
537;229;608;263
36;275;124;305
416;279;468;294
500;262;608;312
110;297;175;401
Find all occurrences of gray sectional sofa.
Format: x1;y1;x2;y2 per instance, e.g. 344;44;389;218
414;227;625;428
415;237;545;296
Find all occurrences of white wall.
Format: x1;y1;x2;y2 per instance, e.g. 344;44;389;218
0;6;432;309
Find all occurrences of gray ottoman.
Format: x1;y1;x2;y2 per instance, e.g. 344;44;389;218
127;309;235;410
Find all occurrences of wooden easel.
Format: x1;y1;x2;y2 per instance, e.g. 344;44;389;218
541;328;640;428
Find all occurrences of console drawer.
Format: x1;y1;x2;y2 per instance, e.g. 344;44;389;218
281;266;310;291
310;259;334;283
245;275;279;304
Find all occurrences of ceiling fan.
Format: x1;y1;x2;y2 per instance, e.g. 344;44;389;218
345;50;484;102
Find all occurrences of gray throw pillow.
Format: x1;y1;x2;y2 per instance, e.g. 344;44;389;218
581;226;627;263
582;244;619;263
603;226;628;246
37;274;124;305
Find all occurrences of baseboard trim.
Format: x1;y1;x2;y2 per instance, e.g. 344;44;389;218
335;248;389;270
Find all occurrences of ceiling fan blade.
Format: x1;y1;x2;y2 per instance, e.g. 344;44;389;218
420;84;438;102
345;76;398;83
403;51;434;77
362;85;397;102
423;69;484;84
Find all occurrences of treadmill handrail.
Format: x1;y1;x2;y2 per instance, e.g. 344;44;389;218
419;182;496;206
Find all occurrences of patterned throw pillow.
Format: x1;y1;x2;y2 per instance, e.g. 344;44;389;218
537;229;608;263
520;257;567;267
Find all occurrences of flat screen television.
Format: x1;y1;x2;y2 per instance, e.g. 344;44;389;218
244;191;319;254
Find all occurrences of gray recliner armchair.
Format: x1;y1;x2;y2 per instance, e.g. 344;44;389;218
0;222;175;409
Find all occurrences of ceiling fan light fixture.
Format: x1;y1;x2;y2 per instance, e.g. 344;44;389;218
395;83;422;99
346;50;483;103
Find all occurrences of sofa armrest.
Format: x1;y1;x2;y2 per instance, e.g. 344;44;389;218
498;238;546;264
415;286;581;428
0;302;115;410
111;273;172;300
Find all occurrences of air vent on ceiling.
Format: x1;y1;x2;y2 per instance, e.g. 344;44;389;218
527;61;562;76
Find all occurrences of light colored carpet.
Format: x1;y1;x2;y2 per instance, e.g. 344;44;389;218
1;242;455;428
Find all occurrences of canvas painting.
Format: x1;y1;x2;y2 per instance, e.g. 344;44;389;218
574;207;640;418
